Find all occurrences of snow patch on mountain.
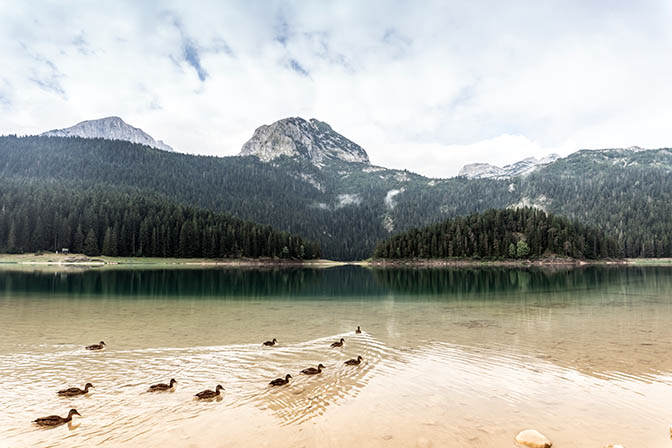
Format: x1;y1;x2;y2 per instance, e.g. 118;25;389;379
336;193;362;208
385;188;404;210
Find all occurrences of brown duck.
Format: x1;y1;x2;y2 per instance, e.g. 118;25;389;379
355;326;362;334
58;383;94;397
263;338;277;347
301;364;325;375
330;338;345;348
148;379;177;392
85;341;106;350
33;409;80;427
195;385;223;399
269;374;292;386
345;356;363;366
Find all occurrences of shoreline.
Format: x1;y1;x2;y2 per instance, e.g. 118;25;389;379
0;253;350;269
366;257;629;267
0;253;670;270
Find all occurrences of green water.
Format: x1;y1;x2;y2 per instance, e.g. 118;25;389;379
1;265;671;447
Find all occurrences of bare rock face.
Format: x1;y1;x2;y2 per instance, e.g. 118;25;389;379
42;117;173;152
458;155;560;179
239;117;369;165
514;429;552;448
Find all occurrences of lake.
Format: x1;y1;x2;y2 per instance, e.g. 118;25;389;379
1;265;671;447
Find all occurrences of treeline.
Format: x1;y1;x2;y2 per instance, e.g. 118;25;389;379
1;136;672;259
0;181;320;259
373;208;620;260
523;149;672;258
0;136;378;260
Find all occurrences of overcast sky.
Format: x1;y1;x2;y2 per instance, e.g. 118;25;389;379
1;1;671;177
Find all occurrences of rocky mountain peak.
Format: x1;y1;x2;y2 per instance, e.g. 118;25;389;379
239;117;369;165
41;116;173;152
458;154;560;179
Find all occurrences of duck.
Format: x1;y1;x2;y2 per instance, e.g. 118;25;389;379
301;364;325;375
330;338;345;348
355;326;362;334
57;383;94;397
269;374;292;386
85;341;106;350
148;379;177;392
345;355;363;366
33;409;80;427
262;338;277;347
195;384;224;399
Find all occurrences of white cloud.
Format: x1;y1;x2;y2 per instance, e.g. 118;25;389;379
1;0;671;177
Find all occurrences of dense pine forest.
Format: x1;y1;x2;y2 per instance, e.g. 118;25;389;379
373;208;620;260
0;136;671;260
0;180;320;259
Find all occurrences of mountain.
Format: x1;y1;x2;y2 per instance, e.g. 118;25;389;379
41;116;174;152
239;117;369;165
2;121;672;260
459;154;560;179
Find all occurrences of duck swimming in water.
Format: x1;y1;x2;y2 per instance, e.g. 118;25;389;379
148;379;177;392
33;409;80;427
57;383;93;397
355;326;362;334
85;341;106;351
301;364;325;375
195;385;224;399
345;356;363;366
269;374;292;386
330;338;345;348
263;338;277;347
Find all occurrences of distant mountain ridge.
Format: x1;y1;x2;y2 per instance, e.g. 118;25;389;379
41;116;173;152
239;117;369;165
459;154;560;179
3;117;672;260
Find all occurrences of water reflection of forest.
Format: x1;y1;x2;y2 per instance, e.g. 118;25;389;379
0;265;669;299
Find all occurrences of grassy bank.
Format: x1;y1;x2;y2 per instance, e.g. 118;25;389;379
0;252;345;268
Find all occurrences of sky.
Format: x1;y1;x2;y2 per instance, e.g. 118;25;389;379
1;1;671;178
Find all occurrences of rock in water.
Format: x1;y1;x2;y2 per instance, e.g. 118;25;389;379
515;429;552;448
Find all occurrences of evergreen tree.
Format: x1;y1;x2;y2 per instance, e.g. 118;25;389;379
83;229;99;256
516;240;530;258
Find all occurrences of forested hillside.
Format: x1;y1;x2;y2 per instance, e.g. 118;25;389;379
0;180;320;259
373;208;619;260
0;135;671;260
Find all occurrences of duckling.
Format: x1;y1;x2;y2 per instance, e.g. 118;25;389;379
301;364;325;375
85;341;106;351
262;338;277;347
269;374;292;386
345;355;363;366
195;385;224;399
57;383;94;397
148;379;177;392
355;326;362;334
330;338;345;348
33;409;80;427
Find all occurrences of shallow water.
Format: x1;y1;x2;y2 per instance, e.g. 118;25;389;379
1;265;671;447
